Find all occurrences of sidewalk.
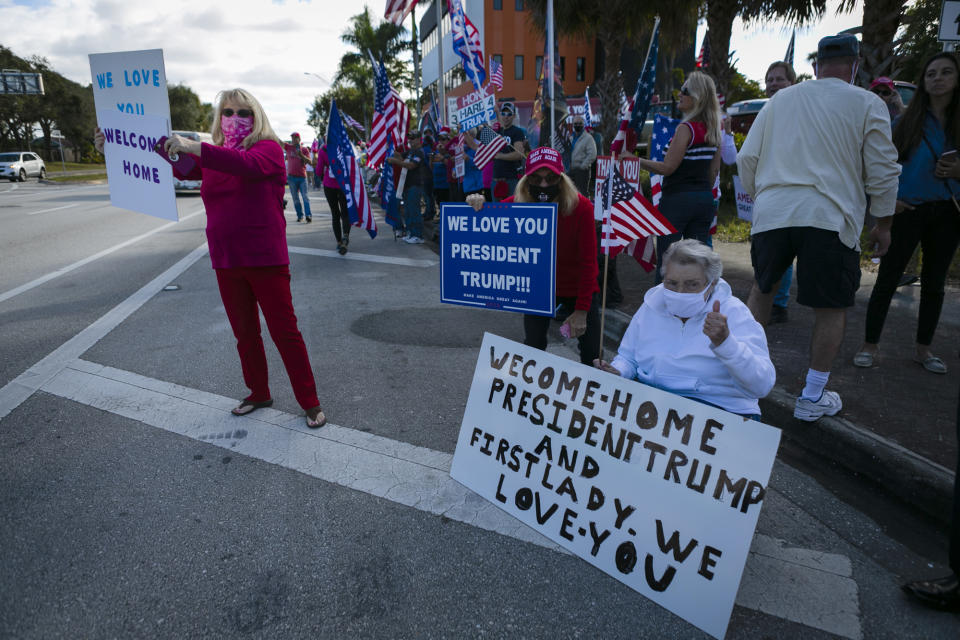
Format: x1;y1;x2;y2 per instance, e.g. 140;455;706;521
606;238;958;524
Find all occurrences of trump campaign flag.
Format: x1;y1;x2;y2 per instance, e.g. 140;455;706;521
378;139;402;230
329;101;377;238
448;0;486;90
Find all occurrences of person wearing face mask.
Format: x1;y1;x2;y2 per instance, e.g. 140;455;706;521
738;34;901;422
467;146;600;364
594;240;775;418
94;88;327;429
284;132;313;223
568;115;597;196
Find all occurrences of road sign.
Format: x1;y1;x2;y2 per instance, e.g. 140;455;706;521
939;0;960;41
0;70;44;95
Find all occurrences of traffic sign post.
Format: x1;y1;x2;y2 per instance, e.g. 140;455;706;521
939;0;960;42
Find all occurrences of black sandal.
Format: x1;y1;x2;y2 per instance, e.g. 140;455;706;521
305;406;327;428
231;399;273;416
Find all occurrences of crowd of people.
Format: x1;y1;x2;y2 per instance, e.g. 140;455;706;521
91;32;960;611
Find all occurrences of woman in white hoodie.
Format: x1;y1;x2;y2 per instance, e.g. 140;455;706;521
595;239;775;418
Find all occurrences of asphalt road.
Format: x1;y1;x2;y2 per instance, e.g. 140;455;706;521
0;182;957;639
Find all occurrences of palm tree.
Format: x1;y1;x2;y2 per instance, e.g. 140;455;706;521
526;0;693;153
335;7;411;131
857;0;908;83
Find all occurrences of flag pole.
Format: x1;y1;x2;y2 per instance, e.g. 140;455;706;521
597;171;615;363
436;0;446;124
547;0;555;147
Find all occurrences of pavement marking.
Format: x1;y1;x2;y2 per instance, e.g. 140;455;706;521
0;184;100;199
34;358;861;639
0;184;18;194
0;243;209;421
0;208;204;304
26;203;76;216
288;245;438;267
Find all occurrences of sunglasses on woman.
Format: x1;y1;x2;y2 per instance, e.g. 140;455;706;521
222;108;253;118
680;86;692;96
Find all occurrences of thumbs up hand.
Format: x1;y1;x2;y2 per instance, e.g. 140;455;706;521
703;300;729;347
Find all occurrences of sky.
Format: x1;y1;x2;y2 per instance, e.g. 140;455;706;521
2;0;868;142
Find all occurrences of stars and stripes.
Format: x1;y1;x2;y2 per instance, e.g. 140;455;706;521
696;33;710;69
599;166;676;257
448;0;486;90
342;111;365;132
785;30;795;67
472;125;508;170
328;101;377;238
384;0;418;25
649;114;680;206
368;58;408;171
490;58;504;91
611;18;659;154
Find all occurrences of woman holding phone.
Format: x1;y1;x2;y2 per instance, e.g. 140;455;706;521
94;88;327;427
854;53;960;374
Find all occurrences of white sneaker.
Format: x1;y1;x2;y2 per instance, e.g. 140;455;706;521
404;236;424;244
794;390;842;422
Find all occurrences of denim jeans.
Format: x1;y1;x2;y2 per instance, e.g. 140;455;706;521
287;176;312;220
404;185;424;239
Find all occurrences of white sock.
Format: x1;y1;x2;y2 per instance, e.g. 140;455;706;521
801;369;830;401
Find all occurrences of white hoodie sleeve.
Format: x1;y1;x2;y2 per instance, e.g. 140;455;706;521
708;302;776;399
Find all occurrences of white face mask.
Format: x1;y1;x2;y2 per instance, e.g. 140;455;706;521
661;283;712;318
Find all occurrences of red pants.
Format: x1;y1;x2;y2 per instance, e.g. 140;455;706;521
215;265;319;410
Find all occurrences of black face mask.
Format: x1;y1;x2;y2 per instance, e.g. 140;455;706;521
573;125;584;133
530;183;560;202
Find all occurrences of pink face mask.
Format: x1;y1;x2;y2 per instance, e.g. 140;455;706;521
221;114;254;149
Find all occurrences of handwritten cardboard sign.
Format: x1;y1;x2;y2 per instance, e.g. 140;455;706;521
451;334;781;639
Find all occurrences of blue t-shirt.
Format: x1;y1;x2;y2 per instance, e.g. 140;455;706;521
897;112;960;205
463;147;484;193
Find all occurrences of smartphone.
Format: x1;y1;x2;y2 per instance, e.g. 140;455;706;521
153;136;197;175
941;149;957;162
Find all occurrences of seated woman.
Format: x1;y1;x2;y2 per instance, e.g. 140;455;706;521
595;239;775;417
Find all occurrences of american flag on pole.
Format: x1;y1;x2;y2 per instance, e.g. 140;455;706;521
785;30;796;66
599;166;676;257
342;111;365;132
472;125;508;170
385;0;418;25
329;101;377;238
490;58;504;91
368;58;408;171
696;33;710;69
448;0;486;90
611;18;659;154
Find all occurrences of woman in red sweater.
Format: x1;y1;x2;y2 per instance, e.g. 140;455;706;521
468;146;600;363
96;88;326;428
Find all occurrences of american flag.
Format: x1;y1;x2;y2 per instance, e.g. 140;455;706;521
696;33;710;69
599;165;676;257
368;58;408;171
649;113;680;207
342;111;365;132
448;0;486;90
785;30;795;66
378;139;401;229
611;18;659;154
329;101;377;238
473;125;508;170
385;0;418;25
490;58;504;91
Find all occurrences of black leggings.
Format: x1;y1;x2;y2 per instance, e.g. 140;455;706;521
323;186;350;242
523;293;601;365
864;200;960;345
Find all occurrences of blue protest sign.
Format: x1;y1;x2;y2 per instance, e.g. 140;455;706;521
440;202;557;316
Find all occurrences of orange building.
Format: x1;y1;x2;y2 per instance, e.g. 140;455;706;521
420;0;597;107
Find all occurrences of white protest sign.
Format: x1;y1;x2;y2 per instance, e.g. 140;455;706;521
448;96;460;130
457;88;497;132
732;175;753;222
593;155;641;221
89;49;170;123
451;333;781;640
98;111;178;221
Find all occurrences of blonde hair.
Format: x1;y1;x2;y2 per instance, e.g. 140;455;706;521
681;72;722;147
513;172;580;215
210;88;280;149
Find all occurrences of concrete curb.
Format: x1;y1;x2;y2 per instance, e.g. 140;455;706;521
600;307;956;524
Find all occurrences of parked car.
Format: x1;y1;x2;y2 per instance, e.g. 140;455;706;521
0;151;46;182
727;99;769;136
171;130;213;193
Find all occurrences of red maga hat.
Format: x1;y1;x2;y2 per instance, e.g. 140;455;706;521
524;146;564;176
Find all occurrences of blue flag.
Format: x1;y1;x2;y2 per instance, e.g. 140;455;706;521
329;100;377;238
379;139;401;229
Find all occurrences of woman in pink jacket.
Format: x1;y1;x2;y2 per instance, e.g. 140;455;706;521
97;88;326;428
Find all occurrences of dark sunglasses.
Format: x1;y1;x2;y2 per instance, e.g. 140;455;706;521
500;109;514;116
680;86;691;96
222;108;253;118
